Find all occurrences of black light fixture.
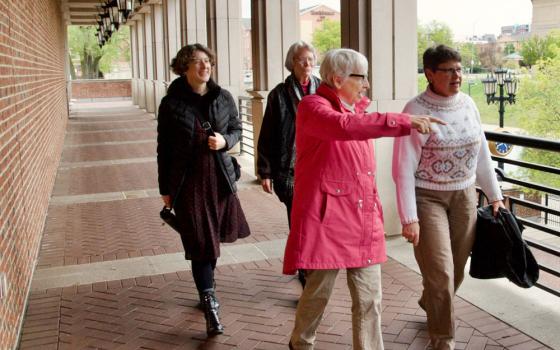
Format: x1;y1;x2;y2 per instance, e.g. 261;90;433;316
105;0;121;30
481;68;518;128
117;0;134;19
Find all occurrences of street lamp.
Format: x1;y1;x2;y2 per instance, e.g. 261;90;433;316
482;68;518;128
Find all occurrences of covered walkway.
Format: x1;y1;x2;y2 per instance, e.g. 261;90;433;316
17;101;552;349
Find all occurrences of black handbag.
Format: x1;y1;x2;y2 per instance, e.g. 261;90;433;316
470;206;539;288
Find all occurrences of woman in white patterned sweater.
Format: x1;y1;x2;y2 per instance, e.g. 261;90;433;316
392;45;505;350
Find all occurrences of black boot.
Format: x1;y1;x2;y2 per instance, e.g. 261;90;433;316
198;281;219;310
201;291;224;336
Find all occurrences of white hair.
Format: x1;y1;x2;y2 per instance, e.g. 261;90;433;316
319;48;368;87
284;41;317;72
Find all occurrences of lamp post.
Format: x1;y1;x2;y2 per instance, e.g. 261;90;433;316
481;68;518;128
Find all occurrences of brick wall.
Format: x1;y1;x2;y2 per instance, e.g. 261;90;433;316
0;1;68;349
71;79;132;99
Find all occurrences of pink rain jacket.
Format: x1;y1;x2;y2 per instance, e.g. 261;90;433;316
282;83;412;274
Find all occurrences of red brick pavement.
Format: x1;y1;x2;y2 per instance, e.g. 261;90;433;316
61;142;157;163
20;259;550;350
66;120;157;133
20;102;552;349
64;130;157;146
38;188;288;269
51;162;159;196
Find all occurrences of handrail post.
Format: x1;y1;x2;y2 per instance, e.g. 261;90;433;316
246;90;268;176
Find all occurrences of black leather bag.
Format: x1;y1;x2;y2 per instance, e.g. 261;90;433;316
160;206;181;233
231;156;241;181
470;206;539;288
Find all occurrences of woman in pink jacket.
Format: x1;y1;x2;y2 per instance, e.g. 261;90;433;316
285;48;444;350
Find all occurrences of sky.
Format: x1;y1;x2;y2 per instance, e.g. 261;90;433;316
243;0;533;42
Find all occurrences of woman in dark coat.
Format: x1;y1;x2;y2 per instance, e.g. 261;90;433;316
257;41;321;287
157;43;250;336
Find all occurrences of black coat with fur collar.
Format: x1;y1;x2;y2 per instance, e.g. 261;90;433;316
157;77;242;198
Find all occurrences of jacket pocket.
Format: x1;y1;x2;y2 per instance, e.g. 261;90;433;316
319;180;354;226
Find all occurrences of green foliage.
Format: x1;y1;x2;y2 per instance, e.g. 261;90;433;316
457;42;481;73
515;57;560;188
504;43;516;55
520;30;560;68
311;19;341;58
417;21;454;69
68;25;130;79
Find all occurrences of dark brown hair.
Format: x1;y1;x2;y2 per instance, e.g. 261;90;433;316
170;43;216;75
422;44;461;71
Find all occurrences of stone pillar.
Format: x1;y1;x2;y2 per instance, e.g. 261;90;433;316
207;0;243;99
165;0;182;81
341;0;418;236
153;3;167;115
248;0;300;175
136;15;147;110
180;0;207;46
144;8;156;113
130;24;139;105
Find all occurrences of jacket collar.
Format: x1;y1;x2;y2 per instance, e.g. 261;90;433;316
167;76;221;102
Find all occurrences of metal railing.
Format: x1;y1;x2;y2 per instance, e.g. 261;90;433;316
484;131;560;296
238;96;254;156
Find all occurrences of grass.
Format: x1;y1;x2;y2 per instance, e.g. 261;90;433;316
417;75;524;128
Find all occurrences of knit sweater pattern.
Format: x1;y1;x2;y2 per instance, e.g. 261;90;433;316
392;88;503;224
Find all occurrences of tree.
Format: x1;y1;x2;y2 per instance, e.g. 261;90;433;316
477;42;501;70
312;19;341;58
520;30;560;68
516;56;560;189
68;25;130;79
504;43;516;55
457;42;481;73
417;21;454;69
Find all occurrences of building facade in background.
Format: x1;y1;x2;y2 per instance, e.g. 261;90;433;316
531;0;560;36
299;4;340;44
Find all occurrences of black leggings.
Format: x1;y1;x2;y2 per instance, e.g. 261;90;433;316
191;259;217;294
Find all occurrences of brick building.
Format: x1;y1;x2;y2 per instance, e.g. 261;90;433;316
0;1;68;348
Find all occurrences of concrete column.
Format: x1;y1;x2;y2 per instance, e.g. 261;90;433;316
136;15;147;110
180;0;207;46
165;0;182;81
130;24;139;105
153;4;167;114
248;0;300;175
144;9;156;113
206;0;243;99
341;0;418;236
250;0;299;91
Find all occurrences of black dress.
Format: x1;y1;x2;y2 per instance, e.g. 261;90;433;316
158;78;250;261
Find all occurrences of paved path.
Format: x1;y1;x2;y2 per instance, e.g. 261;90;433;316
19;101;553;350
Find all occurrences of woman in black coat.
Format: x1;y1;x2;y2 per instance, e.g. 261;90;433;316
157;43;250;336
256;41;321;288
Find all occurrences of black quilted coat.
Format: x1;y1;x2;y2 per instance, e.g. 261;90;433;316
157;77;242;199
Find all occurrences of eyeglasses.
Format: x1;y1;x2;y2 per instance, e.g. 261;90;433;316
294;57;314;65
190;57;212;65
434;67;462;75
349;73;368;83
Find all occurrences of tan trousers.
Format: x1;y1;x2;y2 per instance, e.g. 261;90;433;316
289;264;383;350
414;186;477;350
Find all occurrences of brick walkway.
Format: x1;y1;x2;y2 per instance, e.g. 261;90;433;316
20;101;552;350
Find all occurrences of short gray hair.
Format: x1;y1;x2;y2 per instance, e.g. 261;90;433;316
319;49;368;87
284;41;317;71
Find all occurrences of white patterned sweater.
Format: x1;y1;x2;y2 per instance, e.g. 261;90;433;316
392;88;503;225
